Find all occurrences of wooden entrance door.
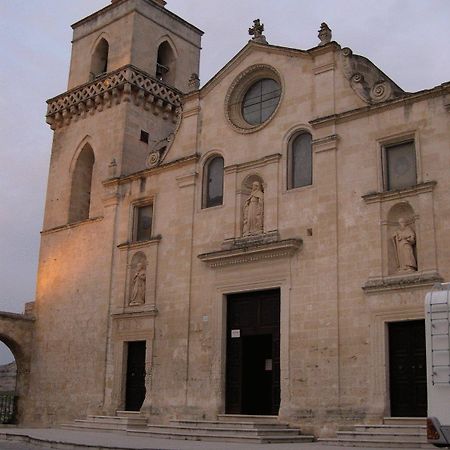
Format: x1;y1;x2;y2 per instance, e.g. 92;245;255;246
388;320;427;417
226;289;280;415
125;341;146;411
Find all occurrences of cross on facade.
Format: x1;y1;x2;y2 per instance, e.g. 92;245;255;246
249;19;268;44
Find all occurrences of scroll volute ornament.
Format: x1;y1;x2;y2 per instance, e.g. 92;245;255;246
341;47;403;104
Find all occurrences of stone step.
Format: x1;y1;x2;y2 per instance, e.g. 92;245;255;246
354;424;426;434
129;428;314;443
336;430;428;443
116;411;144;419
217;414;279;423
319;438;434;448
171;419;290;429
147;423;301;436
86;415;146;425
383;417;427;426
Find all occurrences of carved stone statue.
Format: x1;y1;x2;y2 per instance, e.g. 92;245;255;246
243;181;264;236
249;19;268;44
392;217;417;273
318;23;332;46
129;263;146;305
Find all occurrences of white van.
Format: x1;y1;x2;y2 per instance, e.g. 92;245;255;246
425;283;450;447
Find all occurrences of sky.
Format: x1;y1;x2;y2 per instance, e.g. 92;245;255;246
0;0;449;364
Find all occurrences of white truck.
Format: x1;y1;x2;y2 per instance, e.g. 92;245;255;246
426;283;450;447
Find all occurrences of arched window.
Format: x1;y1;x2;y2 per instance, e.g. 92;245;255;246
203;156;224;208
156;41;176;85
90;38;109;80
69;144;95;223
288;132;312;189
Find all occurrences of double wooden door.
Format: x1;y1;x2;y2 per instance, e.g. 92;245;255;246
226;289;280;415
388;320;427;417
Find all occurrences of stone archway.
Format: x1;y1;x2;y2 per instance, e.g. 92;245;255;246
0;312;34;423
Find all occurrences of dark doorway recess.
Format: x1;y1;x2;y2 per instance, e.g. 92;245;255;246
388;320;427;417
125;341;146;412
226;289;280;415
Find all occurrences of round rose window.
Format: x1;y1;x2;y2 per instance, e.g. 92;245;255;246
241;78;281;125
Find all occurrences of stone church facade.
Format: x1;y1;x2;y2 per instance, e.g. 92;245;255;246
3;0;450;438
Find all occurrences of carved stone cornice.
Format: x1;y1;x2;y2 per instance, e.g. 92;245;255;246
41;216;104;235
198;237;302;268
117;237;161;251
224;153;282;174
362;181;436;204
341;47;404;105
363;271;443;294
102;154;199;187
46;65;182;130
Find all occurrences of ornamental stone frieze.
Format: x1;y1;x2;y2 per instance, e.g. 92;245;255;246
46;65;182;130
341;47;404;104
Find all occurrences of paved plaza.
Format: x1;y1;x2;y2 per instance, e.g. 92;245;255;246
0;428;431;450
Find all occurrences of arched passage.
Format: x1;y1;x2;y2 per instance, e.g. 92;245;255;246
0;313;34;424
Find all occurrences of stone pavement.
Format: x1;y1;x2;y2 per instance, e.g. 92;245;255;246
0;428;428;450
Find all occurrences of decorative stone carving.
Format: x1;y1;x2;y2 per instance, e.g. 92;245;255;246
318;23;332;46
146;151;160;168
243;181;264;236
188;73;200;92
249;19;268;44
146;135;173;168
129;262;146;306
108;159;117;178
341;47;404;104
392;217;417;273
46;65;181;130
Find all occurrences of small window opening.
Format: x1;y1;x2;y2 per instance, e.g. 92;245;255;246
140;131;149;144
384;141;417;191
134;204;153;242
288;132;313;189
203;156;224;208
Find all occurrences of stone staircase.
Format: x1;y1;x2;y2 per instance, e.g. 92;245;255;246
64;413;314;444
62;411;147;431
130;414;314;443
319;417;434;448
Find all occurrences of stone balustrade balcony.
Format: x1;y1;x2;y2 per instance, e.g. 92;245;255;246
46;65;182;129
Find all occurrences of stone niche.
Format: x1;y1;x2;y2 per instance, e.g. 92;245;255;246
240;174;265;237
387;202;417;276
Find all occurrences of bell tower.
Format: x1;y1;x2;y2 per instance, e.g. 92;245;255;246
28;0;202;424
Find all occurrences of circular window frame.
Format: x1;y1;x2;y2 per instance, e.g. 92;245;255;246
225;64;283;134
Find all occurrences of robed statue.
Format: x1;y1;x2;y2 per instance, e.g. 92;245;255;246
243;181;264;236
392;217;417;273
129;262;146;305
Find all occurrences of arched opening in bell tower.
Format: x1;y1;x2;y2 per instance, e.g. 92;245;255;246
90;38;109;80
68;144;95;224
156;40;176;85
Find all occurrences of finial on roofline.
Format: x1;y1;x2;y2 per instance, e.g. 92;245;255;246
249;19;268;45
318;22;332;46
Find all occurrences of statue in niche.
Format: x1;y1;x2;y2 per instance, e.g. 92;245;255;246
243;181;264;236
392;217;417;273
129;262;146;305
